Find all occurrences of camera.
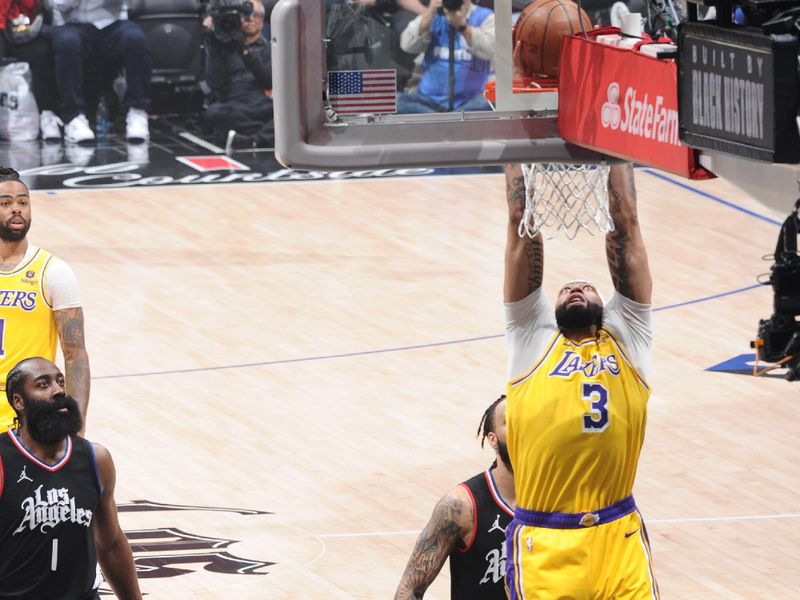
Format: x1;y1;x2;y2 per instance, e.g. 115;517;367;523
209;0;254;45
753;199;800;380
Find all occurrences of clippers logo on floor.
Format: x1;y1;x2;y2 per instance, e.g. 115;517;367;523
97;499;274;594
176;156;251;172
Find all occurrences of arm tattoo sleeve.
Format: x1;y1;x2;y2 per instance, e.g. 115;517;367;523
507;169;544;293
54;307;91;417
395;495;471;599
605;167;637;298
506;172;526;213
55;307;86;352
526;236;544;292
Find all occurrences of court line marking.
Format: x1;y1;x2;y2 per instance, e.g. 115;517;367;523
639;168;783;227
178;131;226;154
92;283;763;380
303;512;800;539
652;283;762;311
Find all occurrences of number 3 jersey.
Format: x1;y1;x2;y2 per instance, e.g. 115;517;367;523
504;288;652;513
0;431;102;599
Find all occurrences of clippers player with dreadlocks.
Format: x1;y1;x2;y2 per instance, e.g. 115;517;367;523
394;395;515;600
502;163;659;599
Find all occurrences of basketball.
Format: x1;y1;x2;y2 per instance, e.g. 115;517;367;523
513;0;592;78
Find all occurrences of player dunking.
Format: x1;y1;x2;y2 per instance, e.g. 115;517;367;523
502;162;659;598
394;396;515;600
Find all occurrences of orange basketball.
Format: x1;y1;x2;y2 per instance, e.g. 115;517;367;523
513;0;592;78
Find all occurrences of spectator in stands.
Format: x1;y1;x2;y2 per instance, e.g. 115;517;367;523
350;0;425;14
203;0;273;154
398;0;494;113
326;0;423;92
0;0;61;141
49;0;152;143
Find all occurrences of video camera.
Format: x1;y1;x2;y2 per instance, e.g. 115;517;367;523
753;200;800;380
209;0;255;45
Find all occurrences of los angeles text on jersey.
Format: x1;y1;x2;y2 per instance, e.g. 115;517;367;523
14;484;93;535
549;351;620;378
0;290;37;311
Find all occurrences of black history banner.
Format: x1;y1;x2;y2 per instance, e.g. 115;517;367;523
678;22;799;163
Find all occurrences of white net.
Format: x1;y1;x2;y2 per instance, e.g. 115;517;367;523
520;162;614;240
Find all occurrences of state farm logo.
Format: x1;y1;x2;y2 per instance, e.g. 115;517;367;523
599;81;681;146
601;82;621;130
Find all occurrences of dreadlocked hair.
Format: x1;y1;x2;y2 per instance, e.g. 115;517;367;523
476;394;506;448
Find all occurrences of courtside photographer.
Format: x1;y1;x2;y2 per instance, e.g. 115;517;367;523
397;0;494;113
203;0;273;153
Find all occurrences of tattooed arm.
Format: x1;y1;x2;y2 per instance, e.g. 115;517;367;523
606;163;652;304
394;485;474;600
93;443;143;599
54;307;91;431
504;164;544;303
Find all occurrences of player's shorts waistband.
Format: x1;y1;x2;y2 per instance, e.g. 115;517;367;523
514;495;636;529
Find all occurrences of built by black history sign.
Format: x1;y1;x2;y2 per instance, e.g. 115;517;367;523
678;22;799;163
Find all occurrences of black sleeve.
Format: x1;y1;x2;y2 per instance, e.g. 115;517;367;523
373;0;399;13
204;42;229;96
241;44;272;89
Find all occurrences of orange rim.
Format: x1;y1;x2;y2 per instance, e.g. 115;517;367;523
484;77;559;103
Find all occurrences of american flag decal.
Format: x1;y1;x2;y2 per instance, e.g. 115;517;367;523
327;69;397;115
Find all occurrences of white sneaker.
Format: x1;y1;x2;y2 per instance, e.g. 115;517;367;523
64;144;95;167
41;143;64;166
40;110;63;142
64;114;95;144
126;142;149;164
126;108;149;142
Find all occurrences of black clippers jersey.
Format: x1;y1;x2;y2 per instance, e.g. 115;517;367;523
0;431;102;600
449;469;514;600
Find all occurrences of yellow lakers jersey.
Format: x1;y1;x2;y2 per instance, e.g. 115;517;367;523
507;328;650;513
0;248;58;431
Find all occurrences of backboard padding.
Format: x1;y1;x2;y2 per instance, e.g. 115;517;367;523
271;0;608;170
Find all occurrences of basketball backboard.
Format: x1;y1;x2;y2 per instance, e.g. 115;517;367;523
270;0;607;170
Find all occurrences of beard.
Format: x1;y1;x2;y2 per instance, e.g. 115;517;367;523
23;394;83;445
497;440;513;471
0;217;30;242
555;301;603;331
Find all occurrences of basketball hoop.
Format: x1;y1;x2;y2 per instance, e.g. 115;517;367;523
485;77;613;240
519;162;613;240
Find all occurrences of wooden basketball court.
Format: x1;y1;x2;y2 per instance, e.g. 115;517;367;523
30;168;796;598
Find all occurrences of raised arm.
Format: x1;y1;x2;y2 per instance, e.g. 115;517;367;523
92;444;142;600
400;0;440;54
504;164;544;303
54;307;91;429
394;485;473;600
605;163;652;304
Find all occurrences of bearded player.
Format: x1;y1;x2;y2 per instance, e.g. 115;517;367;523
502;162;659;599
0;357;141;598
